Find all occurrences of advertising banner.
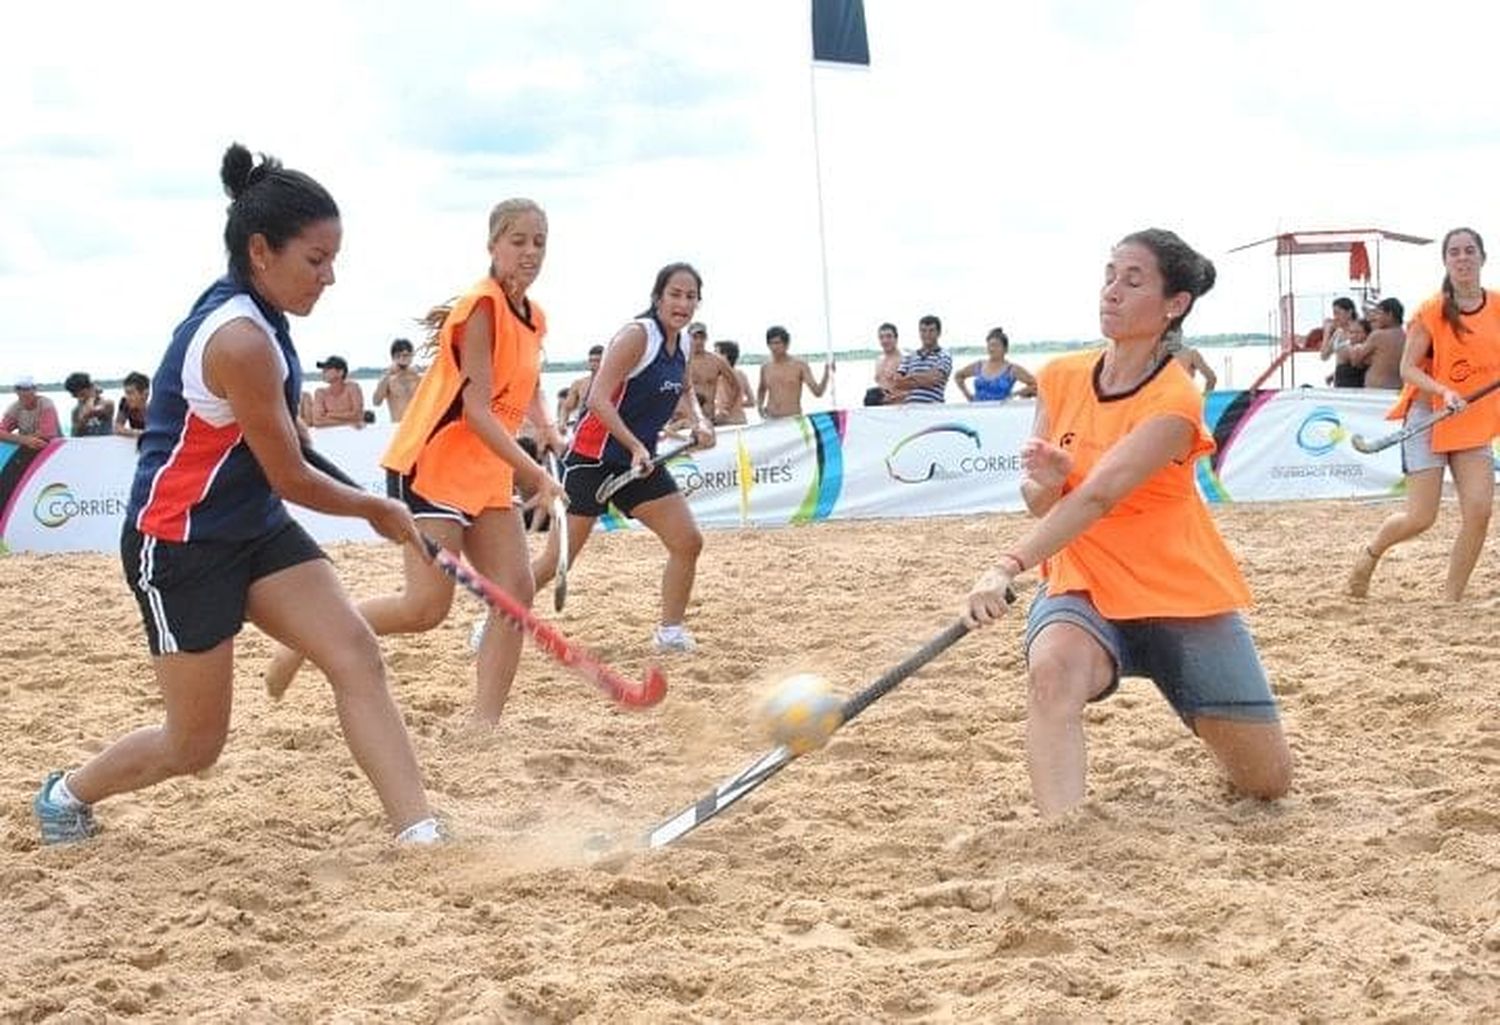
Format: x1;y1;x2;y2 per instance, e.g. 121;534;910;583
0;391;1447;554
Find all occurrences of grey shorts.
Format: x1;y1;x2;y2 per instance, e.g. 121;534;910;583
1024;587;1280;725
1400;402;1447;475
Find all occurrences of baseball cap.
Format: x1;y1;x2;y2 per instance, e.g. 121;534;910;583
14;374;36;390
688;322;707;337
316;355;349;373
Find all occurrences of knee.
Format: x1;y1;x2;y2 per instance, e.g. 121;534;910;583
1026;652;1094;720
1460;502;1492;533
164;728;228;776
506;569;536;608
670;527;704;562
405;593;453;633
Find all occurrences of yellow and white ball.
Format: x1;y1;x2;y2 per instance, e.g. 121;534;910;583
757;673;843;755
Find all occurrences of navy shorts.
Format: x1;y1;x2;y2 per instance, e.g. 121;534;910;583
121;520;326;656
386;469;473;528
562;452;679;518
1023;586;1280;725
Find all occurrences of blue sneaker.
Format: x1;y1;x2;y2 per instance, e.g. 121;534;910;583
34;771;98;845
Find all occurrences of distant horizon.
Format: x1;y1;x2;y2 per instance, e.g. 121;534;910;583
17;332;1278;391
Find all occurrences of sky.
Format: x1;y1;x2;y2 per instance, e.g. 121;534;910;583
5;0;1500;383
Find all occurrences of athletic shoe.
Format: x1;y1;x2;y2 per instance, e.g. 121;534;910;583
653;625;697;653
34;771;99;845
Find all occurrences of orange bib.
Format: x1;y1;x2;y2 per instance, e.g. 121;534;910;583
382;277;546;515
1385;290;1500;452
1037;350;1251;619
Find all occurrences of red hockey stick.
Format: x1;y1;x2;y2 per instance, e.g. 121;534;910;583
421;536;667;709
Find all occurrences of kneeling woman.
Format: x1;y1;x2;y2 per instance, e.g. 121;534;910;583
532;262;714;652
962;228;1292;816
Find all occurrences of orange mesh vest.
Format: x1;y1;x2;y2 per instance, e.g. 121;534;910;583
1385;290;1500;452
382;278;546;515
1037;350;1251;618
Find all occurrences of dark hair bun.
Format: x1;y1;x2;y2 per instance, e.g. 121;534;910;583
1193;257;1217;297
220;143;255;200
220;143;284;201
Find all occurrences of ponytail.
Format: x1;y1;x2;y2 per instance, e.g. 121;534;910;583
1441;273;1467;337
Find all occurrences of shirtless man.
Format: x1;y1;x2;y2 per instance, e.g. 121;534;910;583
864;322;902;405
372;338;421;422
309;355;366;428
1164;331;1217;391
686;323;741;419
1349;297;1405;390
758;325;832;419
713;340;755;425
559;344;604;428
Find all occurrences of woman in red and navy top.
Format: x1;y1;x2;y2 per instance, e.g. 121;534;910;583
532;262;715;652
32;143;439;847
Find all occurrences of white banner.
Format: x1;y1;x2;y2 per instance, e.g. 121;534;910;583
0;392;1452;554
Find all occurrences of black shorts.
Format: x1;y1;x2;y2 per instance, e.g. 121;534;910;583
121;520;326;656
386;469;473;528
563;452;680;518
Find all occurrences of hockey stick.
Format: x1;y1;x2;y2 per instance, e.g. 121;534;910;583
594;440;696;505
421;536;666;708
300;445;666;708
645;605;1009;848
1350;378;1500;454
547;451;570;612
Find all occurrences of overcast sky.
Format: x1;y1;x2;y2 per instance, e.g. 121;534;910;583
5;0;1499;382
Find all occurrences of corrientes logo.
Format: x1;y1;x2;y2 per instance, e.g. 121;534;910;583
1294;407;1348;457
884;422;1020;484
33;481;129;528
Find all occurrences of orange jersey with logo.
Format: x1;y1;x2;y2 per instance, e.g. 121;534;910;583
1036;350;1251;618
1385;290;1500;451
382;277;545;515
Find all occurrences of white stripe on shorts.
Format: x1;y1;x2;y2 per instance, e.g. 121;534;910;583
138;536;179;654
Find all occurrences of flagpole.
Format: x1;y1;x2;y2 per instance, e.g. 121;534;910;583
807;58;838;408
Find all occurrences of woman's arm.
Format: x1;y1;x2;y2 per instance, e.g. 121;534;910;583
586;323;654;469
1011;362;1039;398
954;360;978;401
966;415;1196;624
1019;400;1065;516
1397;319;1460;405
459;301;550;490
206;321;417;544
525;381;566;454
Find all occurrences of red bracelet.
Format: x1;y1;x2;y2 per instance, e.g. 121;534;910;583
999;552;1026;575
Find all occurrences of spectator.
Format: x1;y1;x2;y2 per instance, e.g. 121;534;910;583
114;371;150;439
1;376;61;450
64;371;115;436
1164;330;1218;392
687;323;742;421
863;322;903;406
1350;298;1404;390
1319;297;1365;387
757;325;832;419
372;338;421;423
559;344;604;429
956;327;1037;401
713;340;755;425
309;355;366;427
888;314;952;403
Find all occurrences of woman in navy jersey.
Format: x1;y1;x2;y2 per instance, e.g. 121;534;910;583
32;143;440;846
532;263;715;652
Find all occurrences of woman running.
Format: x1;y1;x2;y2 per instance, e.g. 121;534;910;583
962;228;1292;817
531;262;715;652
1347;227;1499;601
34;143;440;845
265;198;566;723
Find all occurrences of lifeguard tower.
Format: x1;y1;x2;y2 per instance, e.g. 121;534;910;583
1230;228;1432;390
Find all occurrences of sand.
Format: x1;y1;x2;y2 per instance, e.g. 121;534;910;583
3;502;1499;1023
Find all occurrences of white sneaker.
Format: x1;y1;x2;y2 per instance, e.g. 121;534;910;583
653;624;697;653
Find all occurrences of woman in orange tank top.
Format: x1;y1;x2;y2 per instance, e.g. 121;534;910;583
1347;227;1499;602
962;229;1292;818
264;199;566;723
